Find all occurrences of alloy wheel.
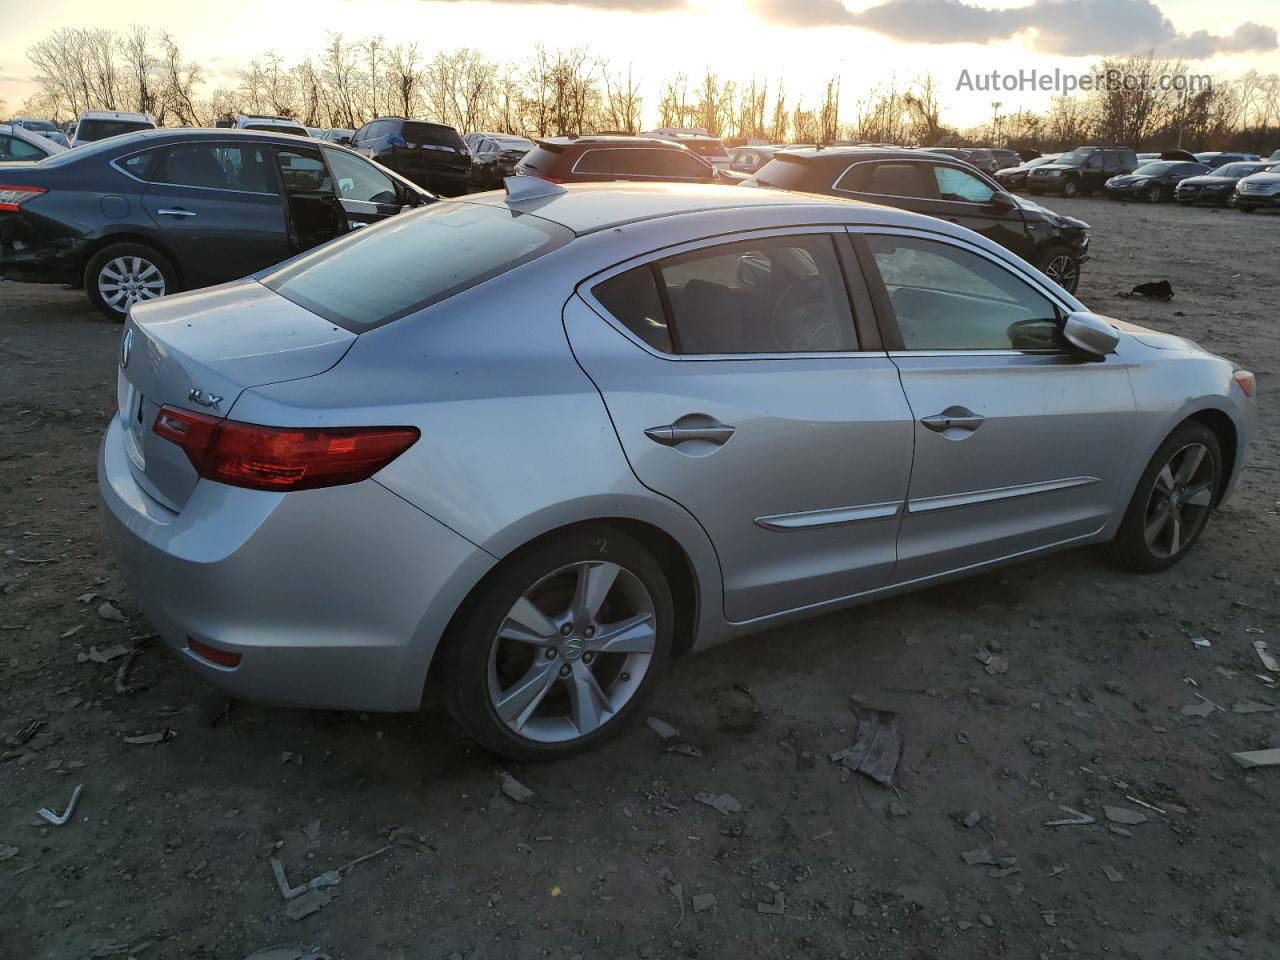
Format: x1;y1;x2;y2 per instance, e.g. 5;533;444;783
98;256;166;314
1146;185;1163;203
1142;442;1215;559
1043;253;1078;291
487;560;657;744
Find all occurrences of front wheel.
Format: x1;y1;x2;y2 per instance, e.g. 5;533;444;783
1110;421;1221;573
1033;246;1080;293
440;526;674;761
1061;179;1079;198
84;243;178;321
1146;184;1163;203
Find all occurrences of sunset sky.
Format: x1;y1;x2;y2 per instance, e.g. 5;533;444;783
3;0;1278;127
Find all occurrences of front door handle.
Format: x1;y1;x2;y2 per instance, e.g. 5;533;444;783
157;207;197;218
921;407;985;433
645;422;736;446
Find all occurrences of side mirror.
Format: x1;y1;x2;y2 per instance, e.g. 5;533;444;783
337;136;352;146
989;191;1016;210
1062;311;1120;357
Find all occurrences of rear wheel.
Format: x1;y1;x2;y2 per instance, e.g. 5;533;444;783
84;243;177;322
1110;421;1221;573
1146;184;1163;203
440;526;674;761
1061;179;1079;198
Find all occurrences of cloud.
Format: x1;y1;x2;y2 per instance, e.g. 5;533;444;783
751;0;1278;58
426;0;688;10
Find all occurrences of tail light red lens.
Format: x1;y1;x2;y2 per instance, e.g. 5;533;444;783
187;637;242;668
153;406;419;492
0;184;47;211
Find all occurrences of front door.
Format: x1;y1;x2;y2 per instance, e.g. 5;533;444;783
565;230;915;622
321;146;410;231
141;140;289;287
857;230;1137;582
273;146;345;254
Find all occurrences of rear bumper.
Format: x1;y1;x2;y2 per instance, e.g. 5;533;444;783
98;416;495;712
0;213;85;284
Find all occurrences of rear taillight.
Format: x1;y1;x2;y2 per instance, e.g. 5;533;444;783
187;637;241;668
153;406;419;492
0;184;47;211
1233;370;1256;397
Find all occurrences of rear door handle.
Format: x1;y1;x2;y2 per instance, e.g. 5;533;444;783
645;422;736;446
921;407;985;433
157;207;196;218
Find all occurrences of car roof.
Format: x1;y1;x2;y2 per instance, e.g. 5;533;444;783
79;110;152;121
537;135;680;149
125;127;320;145
463;180;957;237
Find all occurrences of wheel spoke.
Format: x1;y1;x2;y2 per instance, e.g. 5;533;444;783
137;263;160;281
1167;510;1183;554
1174;445;1206;487
500;596;559;647
571;561;621;625
587;613;655;655
494;660;559;730
1144;502;1171;548
1183;481;1214;508
102;266;124;283
1155;464;1176;494
566;661;610;734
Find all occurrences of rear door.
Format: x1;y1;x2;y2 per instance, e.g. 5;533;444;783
566;229;915;622
856;229;1136;580
140;139;289;286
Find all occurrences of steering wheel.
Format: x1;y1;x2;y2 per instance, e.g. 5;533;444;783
1006;318;1060;350
771;275;832;351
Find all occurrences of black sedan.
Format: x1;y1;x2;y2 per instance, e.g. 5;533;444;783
1104;161;1209;202
1177;162;1273;206
994;154;1059;191
744;147;1090;292
0;127;432;319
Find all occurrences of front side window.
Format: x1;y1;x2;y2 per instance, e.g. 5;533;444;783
934;165;994;203
610;149;664;177
262;201;572;331
324;147;398;203
156;143;275;193
660;151;710;180
867;235;1059;351
592;235;857;355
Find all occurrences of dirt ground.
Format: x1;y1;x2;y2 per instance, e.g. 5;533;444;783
2;196;1278;960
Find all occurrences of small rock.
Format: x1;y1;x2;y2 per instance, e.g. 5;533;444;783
96;602;126;623
956;920;973;931
496;769;535;804
962;848;996;866
979;913;994;927
301;818;322;840
961;810;982;829
646;717;679;740
694;792;741;815
887;801;909;818
851;900;869;918
756;891;785;915
1103;806;1148;826
1101;865;1124;883
691;893;717;913
286;887;331;920
1028;740;1050;757
1181;701;1216;717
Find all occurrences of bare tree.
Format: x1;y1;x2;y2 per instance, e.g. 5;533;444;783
119;26;159;118
603;63;642;134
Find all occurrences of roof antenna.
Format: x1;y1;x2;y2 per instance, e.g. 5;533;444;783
504;175;567;202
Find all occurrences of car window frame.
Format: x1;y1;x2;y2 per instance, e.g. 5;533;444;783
320;145;402;206
571;146;687;179
578;225;881;362
848;225;1078;357
834;158;1004;207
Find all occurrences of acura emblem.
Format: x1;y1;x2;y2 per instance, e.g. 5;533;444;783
120;328;134;369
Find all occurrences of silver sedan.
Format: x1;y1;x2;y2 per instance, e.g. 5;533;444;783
100;180;1257;760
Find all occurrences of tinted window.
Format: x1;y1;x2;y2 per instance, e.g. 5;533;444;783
934;165;994;202
748;155;819;191
262;201;572;331
117;149;160;181
157;143;274;193
611;149;668;177
402;122;465;150
868;235;1059;351
516;145;560;173
661;151;710;179
1133;162;1176;175
324;148;398;203
1217;163;1261;177
594;235;857;355
0;135;45;161
243;123;309;137
276;149;331;195
864;162;935;197
593;266;672;352
76;119;154;142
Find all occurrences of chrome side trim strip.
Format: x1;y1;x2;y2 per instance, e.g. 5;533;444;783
755;499;903;531
908;475;1100;514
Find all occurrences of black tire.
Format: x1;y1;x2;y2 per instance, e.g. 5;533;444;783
1238;204;1256;213
1146;184;1163;203
1027;188;1044;197
1110;420;1222;573
440;525;675;762
84;242;178;322
1177;198;1194;205
1061;179;1079;198
1033;245;1081;293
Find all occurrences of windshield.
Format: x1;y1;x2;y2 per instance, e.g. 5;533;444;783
494;136;534;151
1054;149;1094;166
1215;163;1259;177
76;119;154;142
402;122;466;150
1026;156;1057;168
261;201;572;331
21;120;60;133
1133;162;1174;175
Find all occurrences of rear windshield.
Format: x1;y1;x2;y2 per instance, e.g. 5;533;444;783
244;123;309;137
744;154;815;190
682;139;728;159
22;120;60;133
261;201;573;331
402;122;465;150
515;145;561;173
76;119;154;142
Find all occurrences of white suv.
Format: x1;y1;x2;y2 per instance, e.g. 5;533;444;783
71;111;156;147
234;115;311;137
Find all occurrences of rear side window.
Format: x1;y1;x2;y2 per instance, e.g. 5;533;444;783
262;201;572;331
591;235;857;355
76;119;154;142
156;143;275;193
573;149;616;175
863;162;936;198
402;122;465;150
934;165;994;202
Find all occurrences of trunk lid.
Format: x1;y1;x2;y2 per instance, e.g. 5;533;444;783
116;278;354;510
